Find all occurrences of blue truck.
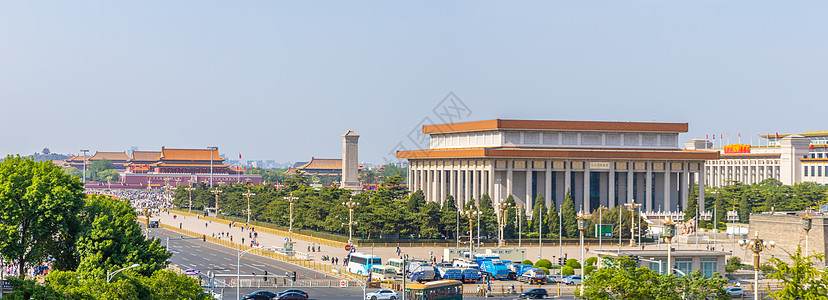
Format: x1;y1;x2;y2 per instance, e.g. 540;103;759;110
407;263;436;283
477;259;510;280
461;268;481;283
507;263;535;280
437;267;463;281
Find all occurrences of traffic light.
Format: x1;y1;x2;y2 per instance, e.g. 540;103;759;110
202;235;206;242
558;257;564;266
291;271;297;282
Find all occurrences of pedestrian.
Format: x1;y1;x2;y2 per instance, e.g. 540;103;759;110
242;238;245;244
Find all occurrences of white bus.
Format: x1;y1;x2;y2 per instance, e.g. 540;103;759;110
371;265;399;281
387;258;404;275
347;252;382;276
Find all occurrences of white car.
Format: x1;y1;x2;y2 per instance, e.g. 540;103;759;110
365;289;398;300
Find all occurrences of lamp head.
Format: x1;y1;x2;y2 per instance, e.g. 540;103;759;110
130;263;140;268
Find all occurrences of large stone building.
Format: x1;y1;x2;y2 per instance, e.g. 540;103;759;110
66;151;131;171
397;119;719;214
748;212;825;266
688;131;828;186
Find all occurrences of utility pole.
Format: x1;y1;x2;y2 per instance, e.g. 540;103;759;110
184;186;196;214
242;189;256;225
80;149;89;183
285;193;299;233
207;146;218;187
463;209;478;255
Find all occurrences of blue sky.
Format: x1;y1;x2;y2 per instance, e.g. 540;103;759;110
2;1;827;163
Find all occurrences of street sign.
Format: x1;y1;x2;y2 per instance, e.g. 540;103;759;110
345;245;352;251
339;280;348;287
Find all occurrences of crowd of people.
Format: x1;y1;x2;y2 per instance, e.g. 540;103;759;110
87;188;170;209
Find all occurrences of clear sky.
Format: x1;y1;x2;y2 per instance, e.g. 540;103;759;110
2;1;827;163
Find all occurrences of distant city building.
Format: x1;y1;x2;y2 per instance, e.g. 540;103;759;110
398;119;719;214
689;130;828;186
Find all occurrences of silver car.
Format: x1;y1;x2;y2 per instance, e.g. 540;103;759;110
365;289;398;300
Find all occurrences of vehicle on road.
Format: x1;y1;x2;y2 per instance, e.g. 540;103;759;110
405;280;463;300
408;264;436;282
725;287;744;297
242;290;276;300
507;263;533;280
518;288;548;299
518;268;546;285
184;268;200;275
276;290;308;298
371;265;399;281
272;292;307;300
562;275;582;285
546;274;565;283
347;252;382;276
365;289;398;300
148;220;159;228
437;267;462;281
461;268;480;283
387;258;404;275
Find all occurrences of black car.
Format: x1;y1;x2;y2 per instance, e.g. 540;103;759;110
148;221;159;228
276;289;308;298
518;288;548;299
273;292;308;300
243;290;276;300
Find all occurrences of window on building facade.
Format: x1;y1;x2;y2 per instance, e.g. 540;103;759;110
806;166;809;176
812;166;816;177
675;258;692;277
820;166;823;177
701;258;718;278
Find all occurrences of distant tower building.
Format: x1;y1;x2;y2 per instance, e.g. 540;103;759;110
341;130;361;190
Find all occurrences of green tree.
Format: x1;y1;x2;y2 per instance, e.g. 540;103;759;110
75;195;171;277
0;156;86;276
683;195;698;222
738;195;751;223
478;194;497;238
503;195;517;237
530;194;547;233
535;259;552;269
561;189;578;238
766;245;828;299
440;196;458;238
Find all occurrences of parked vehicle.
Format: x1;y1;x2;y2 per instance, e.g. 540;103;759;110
387;258;404;275
562;276;582;285
365;289;398;300
148;221;159;228
276;290;308;298
518;288;548;299
242;290;275;300
461;268;480;283
518;268;547;285
477;259;509;280
371;265;399;281
725;287;744;297
347;252;382;276
408;264;436;282
546;274;565;283
272;293;307;300
437;267;463;281
507;264;534;280
405;280;463;300
184;268;200;275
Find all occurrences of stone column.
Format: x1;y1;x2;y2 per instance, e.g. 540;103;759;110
526;166;533;212
564;161;572;201
507;160;513;199
545;161;553;208
464;165;471;207
440;167;447;204
584;163;591;212
488;162;496;201
422;167;429;200
473;167;480;205
412;163;418;192
681;166;689;210
608;163;616;208
408;165;414;192
627;163;634;206
450;164;457;200
664;162;671;211
698;163;706;213
645;163;653;211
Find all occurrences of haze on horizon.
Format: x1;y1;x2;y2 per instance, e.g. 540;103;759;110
2;1;827;164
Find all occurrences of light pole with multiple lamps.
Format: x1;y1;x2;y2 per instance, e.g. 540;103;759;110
80;149;89;183
211;188;222;215
738;232;775;300
342;198;359;245
242;189;256;225
184;186;196;214
595;206;607;250
576;207;591;295
237;246;263;300
624;202;641;246
663;218;677;275
516;206;522;248
284;193;299;233
495;200;512;248
107;264;140;283
803;213;812;255
463;209;479;255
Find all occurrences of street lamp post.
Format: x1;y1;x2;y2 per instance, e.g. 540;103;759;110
516;206;522;248
184;186;196;214
237;246;263;300
211;188;222;215
342;198;359;245
738;232;775;300
663;219;677;275
802;213;812;255
284;193;299;233
596;206;607;250
242;189;256;225
624;202;641;247
107;264;140;283
576;207;591;295
207;146;218;188
463;209;479;255
80;149;89;183
496;200;513;248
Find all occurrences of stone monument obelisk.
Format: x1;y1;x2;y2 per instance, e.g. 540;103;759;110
341;130;361;190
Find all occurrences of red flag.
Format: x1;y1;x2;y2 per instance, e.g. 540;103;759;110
738;133;741;137
706;134;709;140
811;145;815;150
712;134;715;140
776;132;779;138
239;153;242;159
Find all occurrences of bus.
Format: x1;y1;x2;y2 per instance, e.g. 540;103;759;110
347;252;382;276
405;280;463;300
371;265;399;281
387;258;404;275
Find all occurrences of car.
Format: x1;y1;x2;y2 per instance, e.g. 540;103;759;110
273;293;307;300
518;288;548;299
365;289;398;300
148;221;159;228
546;274;565;283
725;287;744;297
562;275;582;285
242;290;276;300
276;290;308;298
184;268;200;275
